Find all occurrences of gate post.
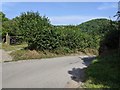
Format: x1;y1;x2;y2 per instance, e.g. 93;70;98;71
5;33;10;45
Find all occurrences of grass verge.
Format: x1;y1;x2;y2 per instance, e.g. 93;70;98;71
1;43;28;51
10;50;59;61
10;49;85;61
83;50;120;88
2;44;98;61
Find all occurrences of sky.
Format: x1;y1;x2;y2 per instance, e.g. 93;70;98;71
1;2;118;25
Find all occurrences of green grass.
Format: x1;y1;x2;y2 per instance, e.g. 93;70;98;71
83;50;120;88
1;43;28;51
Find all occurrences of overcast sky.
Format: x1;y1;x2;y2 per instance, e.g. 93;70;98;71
1;2;118;25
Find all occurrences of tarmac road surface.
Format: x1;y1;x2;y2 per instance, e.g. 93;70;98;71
2;55;95;88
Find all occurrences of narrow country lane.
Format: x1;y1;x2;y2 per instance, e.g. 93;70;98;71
2;55;95;88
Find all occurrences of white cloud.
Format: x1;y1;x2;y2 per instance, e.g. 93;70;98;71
49;15;109;25
98;3;117;10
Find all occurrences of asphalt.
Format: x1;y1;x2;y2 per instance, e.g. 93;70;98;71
0;49;12;89
0;62;1;89
2;55;95;88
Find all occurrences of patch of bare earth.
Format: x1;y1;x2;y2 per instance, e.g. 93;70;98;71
0;49;12;62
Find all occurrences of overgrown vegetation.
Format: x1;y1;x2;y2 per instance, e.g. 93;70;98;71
84;50;120;88
1;11;112;51
83;21;120;88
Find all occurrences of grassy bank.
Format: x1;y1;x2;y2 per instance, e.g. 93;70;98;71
10;49;84;61
9;47;98;61
1;43;98;61
83;50;120;88
10;50;58;61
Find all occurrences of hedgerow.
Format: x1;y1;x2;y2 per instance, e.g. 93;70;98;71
1;11;112;51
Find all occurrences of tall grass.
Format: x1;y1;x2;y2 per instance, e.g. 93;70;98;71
83;50;120;88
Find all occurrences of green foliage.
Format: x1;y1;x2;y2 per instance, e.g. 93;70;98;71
27;29;62;50
2;20;20;36
14;12;112;51
84;50;120;88
1;11;114;52
84;20;120;88
0;11;9;22
15;11;52;49
78;19;110;35
0;12;9;37
78;19;111;49
99;21;119;54
103;30;119;50
16;11;51;40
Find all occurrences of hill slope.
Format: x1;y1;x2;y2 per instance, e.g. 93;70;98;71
78;18;111;35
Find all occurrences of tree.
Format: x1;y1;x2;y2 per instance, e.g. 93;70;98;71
16;11;51;49
0;12;9;41
0;12;9;22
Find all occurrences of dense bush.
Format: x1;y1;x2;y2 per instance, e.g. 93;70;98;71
2;20;20;36
28;29;62;50
12;12;111;50
99;21;119;54
0;12;9;22
10;36;24;44
15;11;53;49
0;12;9;37
1;11;114;52
28;25;98;51
103;30;119;50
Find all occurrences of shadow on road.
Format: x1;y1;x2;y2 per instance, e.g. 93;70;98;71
68;68;86;83
68;56;95;83
80;56;96;66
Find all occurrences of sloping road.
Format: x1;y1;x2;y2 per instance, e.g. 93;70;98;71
0;49;13;89
2;55;95;88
